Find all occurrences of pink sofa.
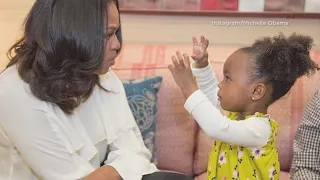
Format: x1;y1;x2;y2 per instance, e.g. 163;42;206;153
113;44;320;179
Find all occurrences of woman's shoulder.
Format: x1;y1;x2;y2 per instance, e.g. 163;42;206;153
98;70;124;93
1;64;20;85
0;65;44;112
1;65;26;96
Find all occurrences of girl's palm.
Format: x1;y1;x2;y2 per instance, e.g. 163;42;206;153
192;36;209;61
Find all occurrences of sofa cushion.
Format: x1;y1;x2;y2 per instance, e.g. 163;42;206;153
193;50;320;174
122;76;163;163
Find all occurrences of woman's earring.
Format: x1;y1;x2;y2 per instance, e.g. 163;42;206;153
252;97;255;100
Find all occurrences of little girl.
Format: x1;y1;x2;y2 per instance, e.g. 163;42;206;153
168;33;319;180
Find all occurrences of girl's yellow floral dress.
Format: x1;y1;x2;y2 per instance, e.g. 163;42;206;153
207;112;280;180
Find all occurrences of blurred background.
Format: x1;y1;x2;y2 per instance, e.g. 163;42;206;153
119;0;319;12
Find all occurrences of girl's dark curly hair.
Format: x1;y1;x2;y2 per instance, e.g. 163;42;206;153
5;0;122;115
242;33;319;104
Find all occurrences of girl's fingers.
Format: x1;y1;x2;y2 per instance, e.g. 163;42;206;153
203;37;209;49
200;35;205;44
168;64;175;73
182;53;191;68
171;55;179;67
176;51;184;67
192;36;199;47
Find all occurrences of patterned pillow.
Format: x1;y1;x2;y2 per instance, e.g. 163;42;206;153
121;76;162;163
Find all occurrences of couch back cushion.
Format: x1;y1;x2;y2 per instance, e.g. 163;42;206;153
112;44;200;176
121;76;163;163
193;50;320;175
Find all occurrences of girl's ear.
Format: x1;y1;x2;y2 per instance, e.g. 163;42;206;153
251;83;267;101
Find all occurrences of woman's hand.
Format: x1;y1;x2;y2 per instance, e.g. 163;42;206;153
84;165;122;180
168;51;198;99
191;35;210;69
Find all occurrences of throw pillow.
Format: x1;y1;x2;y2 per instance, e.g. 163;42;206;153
121;76;163;164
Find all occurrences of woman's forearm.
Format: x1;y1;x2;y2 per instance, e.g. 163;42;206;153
83;165;121;180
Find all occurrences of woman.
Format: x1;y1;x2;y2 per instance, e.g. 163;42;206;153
0;0;192;180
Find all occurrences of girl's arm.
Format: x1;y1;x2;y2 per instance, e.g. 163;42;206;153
184;90;271;147
191;61;220;109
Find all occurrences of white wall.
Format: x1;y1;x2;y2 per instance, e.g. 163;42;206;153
120;14;320;48
1;0;319;70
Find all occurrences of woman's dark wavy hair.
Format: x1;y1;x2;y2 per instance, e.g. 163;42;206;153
5;0;122;115
241;33;319;104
